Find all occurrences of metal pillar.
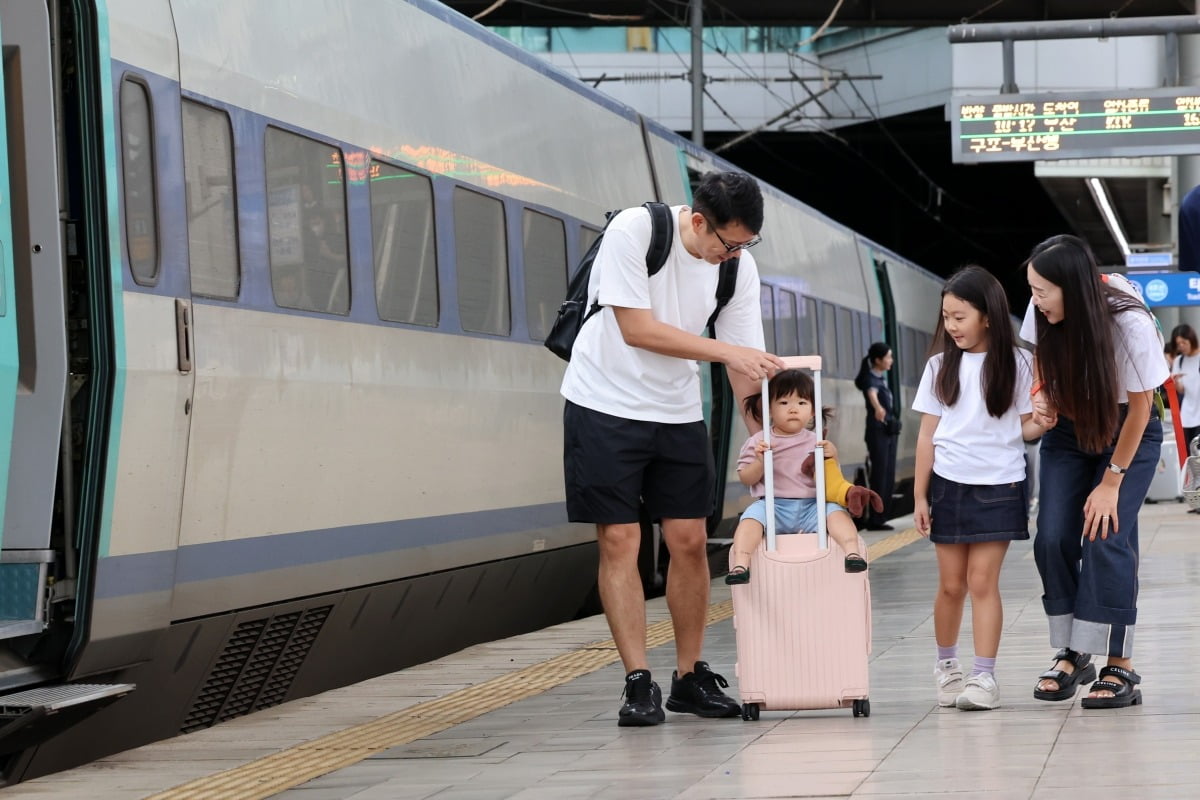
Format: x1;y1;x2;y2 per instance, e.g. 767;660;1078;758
690;0;703;147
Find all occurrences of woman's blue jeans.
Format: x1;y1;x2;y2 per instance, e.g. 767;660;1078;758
1033;413;1162;658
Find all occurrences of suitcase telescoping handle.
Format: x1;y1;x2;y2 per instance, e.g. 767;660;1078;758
763;355;827;553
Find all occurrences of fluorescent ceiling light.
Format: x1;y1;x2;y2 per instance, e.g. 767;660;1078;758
1086;177;1131;257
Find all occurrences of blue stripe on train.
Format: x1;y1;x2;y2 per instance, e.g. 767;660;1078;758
94;501;573;599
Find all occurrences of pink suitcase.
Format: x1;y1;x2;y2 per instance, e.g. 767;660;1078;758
730;355;872;720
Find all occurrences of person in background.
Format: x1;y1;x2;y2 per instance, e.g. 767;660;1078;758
855;342;899;531
912;266;1042;711
1023;235;1166;710
1169;324;1200;476
560;172;785;727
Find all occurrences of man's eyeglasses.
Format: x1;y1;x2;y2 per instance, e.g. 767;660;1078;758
704;216;762;252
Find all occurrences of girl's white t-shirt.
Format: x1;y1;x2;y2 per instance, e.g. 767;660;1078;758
912;349;1034;485
560;205;765;423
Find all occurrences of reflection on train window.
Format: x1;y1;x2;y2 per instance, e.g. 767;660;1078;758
454;187;510;336
579;226;601;260
836;306;854;381
369;161;438;326
181;100;239;299
800;297;818;355
776;289;797;356
265;127;350;314
522;209;566;342
119;77;159;285
821;302;838;375
759;285;776;355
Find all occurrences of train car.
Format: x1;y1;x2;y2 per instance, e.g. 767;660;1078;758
0;0;940;783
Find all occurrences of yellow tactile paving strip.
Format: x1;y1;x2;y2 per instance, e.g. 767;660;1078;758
147;528;920;800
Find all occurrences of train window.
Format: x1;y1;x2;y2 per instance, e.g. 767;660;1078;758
119;77;159;285
181;100;239;299
821;302;838;375
776;289;797;356
454;187;510;336
522;209;566;342
854;314;864;374
836;306;854;380
369;161;438;326
579;226;601;259
759;285;776;355
265;127;350;314
799;297;818;355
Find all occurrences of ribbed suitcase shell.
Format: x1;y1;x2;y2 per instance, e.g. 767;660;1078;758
731;534;871;710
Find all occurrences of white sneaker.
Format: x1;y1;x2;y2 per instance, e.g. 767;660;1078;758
956;672;1000;710
934;658;965;707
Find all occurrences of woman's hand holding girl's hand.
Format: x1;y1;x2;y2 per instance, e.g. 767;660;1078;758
1083;484;1120;540
1032;398;1058;429
914;498;931;538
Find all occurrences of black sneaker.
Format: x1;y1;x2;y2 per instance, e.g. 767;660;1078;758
618;669;665;727
665;661;741;718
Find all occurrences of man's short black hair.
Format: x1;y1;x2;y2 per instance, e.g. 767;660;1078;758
691;171;764;234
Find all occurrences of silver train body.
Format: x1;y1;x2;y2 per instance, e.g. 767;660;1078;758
0;0;941;782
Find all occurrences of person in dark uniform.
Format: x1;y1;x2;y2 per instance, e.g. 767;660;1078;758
855;342;898;530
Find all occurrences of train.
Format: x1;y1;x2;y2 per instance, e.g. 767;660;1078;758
0;0;941;783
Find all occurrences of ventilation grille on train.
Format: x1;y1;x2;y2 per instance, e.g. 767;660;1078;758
180;605;332;733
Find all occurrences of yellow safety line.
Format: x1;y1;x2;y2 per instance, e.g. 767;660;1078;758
148;528;920;800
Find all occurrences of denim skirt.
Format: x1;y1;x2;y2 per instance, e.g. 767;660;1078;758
928;473;1029;544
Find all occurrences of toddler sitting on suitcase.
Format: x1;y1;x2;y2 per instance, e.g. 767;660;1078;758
726;369;881;584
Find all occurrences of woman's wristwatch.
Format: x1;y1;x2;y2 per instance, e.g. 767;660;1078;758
1106;462;1127;475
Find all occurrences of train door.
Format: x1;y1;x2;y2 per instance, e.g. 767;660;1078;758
872;256;901;403
0;0;68;642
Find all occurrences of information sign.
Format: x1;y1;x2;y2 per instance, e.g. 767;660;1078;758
951;87;1200;163
1124;271;1200;307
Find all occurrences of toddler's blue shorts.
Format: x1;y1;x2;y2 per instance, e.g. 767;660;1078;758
740;497;845;533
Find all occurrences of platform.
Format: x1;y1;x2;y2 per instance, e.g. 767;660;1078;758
4;501;1198;800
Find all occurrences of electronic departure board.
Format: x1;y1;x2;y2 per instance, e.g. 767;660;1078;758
950;87;1200;163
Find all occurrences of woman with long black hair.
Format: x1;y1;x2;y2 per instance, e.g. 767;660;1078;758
1023;234;1166;709
855;342;898;531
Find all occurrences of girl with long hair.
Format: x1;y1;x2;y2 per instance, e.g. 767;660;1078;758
913;266;1041;710
1023;234;1166;709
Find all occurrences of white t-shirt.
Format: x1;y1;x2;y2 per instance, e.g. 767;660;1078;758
1175;352;1200;427
1019;274;1168;395
912;349;1034;484
560;205;766;423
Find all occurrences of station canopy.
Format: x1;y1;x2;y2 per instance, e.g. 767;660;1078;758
443;1;1196;27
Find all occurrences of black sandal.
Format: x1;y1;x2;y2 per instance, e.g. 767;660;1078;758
1033;648;1097;701
1080;665;1142;709
724;565;750;585
844;554;868;573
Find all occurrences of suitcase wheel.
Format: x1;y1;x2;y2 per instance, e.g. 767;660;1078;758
853;698;871;718
740;703;760;721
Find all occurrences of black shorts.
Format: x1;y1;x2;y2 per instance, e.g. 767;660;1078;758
563;401;715;524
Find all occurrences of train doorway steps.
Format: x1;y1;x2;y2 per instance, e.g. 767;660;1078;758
0;683;134;769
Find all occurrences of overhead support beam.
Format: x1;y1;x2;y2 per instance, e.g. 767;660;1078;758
949;14;1200;43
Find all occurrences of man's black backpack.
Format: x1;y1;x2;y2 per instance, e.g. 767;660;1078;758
544;201;739;361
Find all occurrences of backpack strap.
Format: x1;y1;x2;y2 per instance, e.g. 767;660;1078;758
642;202;673;275
705;257;739;333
